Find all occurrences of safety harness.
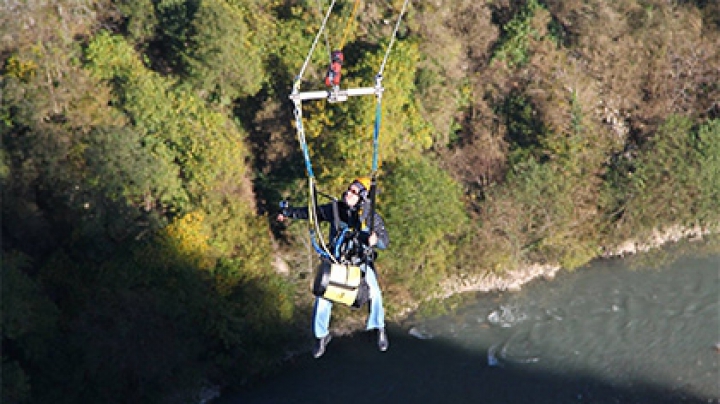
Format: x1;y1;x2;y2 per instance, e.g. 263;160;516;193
312;201;374;309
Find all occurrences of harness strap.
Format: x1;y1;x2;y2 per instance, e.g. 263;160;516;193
331;198;341;234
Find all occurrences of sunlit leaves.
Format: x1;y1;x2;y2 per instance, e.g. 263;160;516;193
696;119;720;225
492;0;543;68
380;154;468;305
605;115;720;242
178;0;264;101
85;31;251;209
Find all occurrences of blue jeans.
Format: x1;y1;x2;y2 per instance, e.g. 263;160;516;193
313;264;385;338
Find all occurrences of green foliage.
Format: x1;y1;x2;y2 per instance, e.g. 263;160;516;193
85;31;252;209
379;154;468;308
3;55;38;82
261;2;321;89
0;144;10;181
475;93;606;271
176;0;265;102
153;0;195;65
1;254;59;345
1;36;130;257
14;227;291;403
83;125;179;215
609;115;710;239
492;0;543;67
3;14;286;403
412;1;493;149
113;0;159;45
84;33;188;206
499;92;546;159
1;359;31;404
137;211;295;385
26;247;211;404
1;253;59;404
606;115;720;246
695;119;720;225
478;161;586;271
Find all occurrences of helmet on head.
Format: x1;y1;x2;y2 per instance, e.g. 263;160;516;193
349;176;372;199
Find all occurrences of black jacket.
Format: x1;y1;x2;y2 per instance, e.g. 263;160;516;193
284;199;389;250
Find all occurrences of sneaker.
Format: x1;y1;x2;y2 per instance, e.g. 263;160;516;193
377;328;389;352
312;334;332;358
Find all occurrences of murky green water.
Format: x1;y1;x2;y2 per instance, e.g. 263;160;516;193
222;240;719;404
415;247;719;402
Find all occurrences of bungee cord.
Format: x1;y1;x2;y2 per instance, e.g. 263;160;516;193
378;0;411;78
315;0;333;64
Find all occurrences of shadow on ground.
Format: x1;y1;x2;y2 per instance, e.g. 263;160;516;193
218;325;712;404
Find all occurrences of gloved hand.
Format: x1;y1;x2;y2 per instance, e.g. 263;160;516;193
363;246;377;262
277;200;291;222
357;231;378;247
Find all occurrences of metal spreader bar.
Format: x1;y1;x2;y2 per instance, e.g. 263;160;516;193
289;86;383;103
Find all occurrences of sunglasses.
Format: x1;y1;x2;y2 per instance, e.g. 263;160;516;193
347;187;362;196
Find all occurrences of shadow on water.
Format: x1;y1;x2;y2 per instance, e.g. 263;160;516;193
220;325;714;404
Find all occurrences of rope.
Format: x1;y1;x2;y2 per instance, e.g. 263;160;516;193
372;93;382;173
293;0;337;94
365;1;411;246
292;100;315;178
308;179;334;261
316;0;333;63
378;0;410;77
370;0;410;173
293;99;338;263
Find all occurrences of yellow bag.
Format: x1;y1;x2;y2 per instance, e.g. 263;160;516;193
313;261;369;308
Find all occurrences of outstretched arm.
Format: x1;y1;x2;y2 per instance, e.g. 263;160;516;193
277;206;308;222
276;204;334;222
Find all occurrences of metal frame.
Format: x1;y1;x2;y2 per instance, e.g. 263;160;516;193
289;85;384;103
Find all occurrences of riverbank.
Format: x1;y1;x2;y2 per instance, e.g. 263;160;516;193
425;224;716;313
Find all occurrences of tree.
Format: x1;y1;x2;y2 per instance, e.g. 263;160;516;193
379;154;468;308
177;0;265;102
1;253;59;404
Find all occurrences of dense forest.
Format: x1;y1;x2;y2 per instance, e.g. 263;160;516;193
2;0;718;402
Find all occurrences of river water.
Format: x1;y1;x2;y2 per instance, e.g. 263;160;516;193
222;240;719;404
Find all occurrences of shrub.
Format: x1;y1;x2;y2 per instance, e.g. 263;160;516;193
378;154;468;310
606;115;718;241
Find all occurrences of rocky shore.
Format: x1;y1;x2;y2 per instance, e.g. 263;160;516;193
435;224;714;302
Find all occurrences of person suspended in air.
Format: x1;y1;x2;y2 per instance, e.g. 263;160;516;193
277;177;390;358
324;50;344;88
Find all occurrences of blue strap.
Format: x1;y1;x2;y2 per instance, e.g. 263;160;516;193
310;229;331;260
293;103;315;179
333;228;351;259
372;97;381;172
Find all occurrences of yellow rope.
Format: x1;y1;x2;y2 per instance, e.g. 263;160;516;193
338;0;361;50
